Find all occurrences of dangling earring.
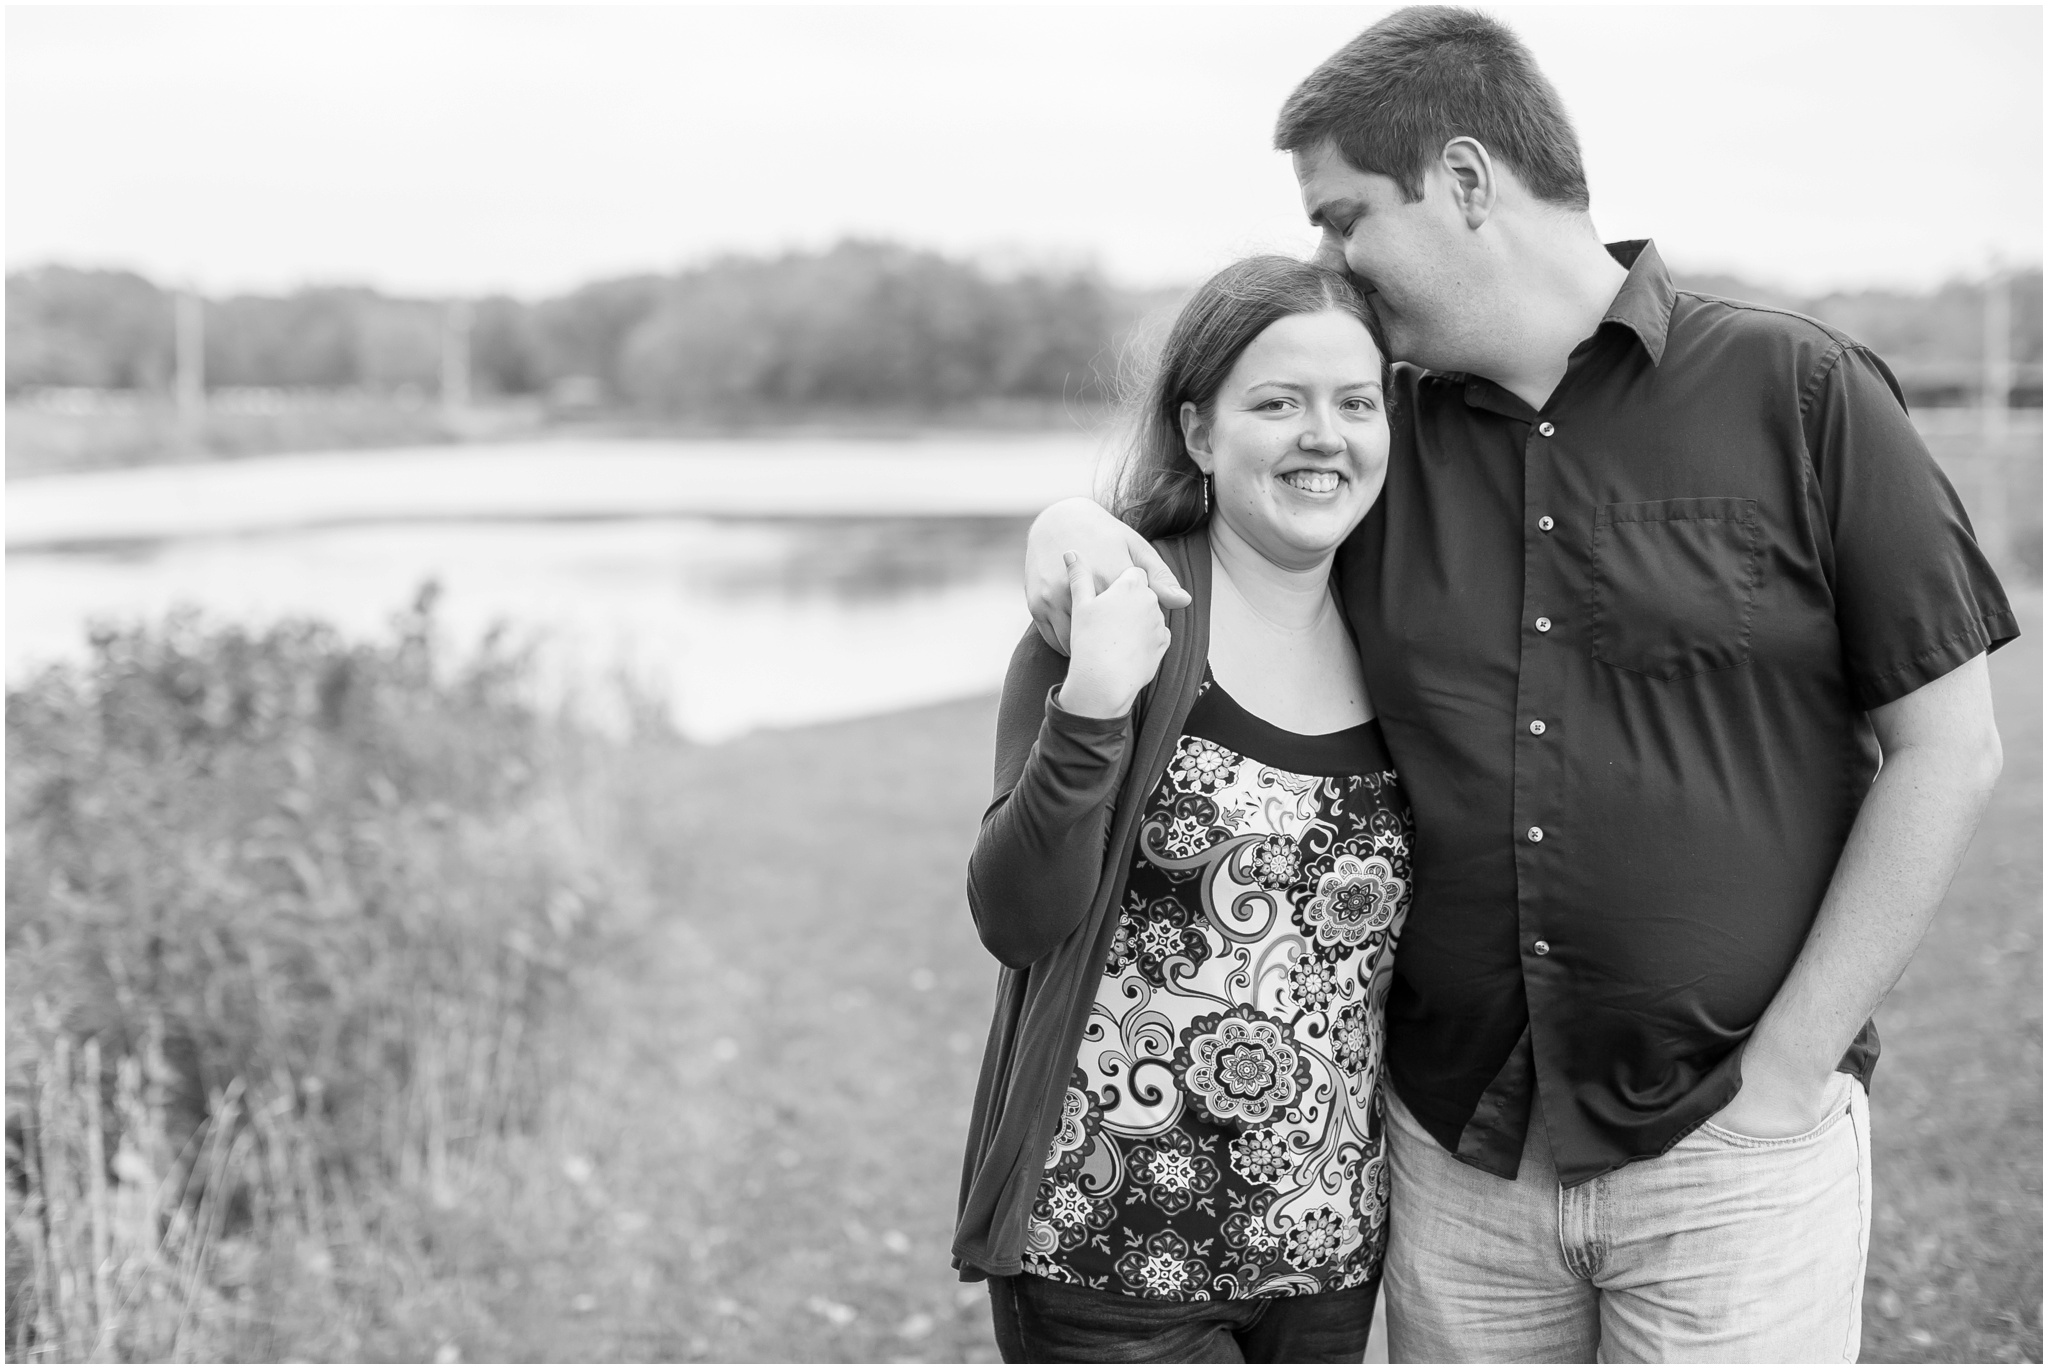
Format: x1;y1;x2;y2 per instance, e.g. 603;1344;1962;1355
1200;473;1212;517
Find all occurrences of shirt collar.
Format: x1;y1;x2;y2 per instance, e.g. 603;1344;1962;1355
1419;237;1678;417
1601;239;1674;366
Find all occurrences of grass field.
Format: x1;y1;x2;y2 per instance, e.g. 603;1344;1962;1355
346;594;2041;1362
1858;587;2043;1363
8;585;2037;1362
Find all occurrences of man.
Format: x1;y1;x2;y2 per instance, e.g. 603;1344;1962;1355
1023;7;2014;1361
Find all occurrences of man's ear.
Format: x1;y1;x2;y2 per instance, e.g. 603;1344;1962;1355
1179;401;1216;474
1440;137;1495;230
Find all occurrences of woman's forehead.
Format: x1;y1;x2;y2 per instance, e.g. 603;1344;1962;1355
1233;311;1383;380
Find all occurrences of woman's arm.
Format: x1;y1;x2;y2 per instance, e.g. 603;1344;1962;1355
966;639;1131;968
968;557;1172;968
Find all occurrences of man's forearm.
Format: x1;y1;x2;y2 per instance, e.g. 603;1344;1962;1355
1743;727;2002;1090
1024;498;1189;654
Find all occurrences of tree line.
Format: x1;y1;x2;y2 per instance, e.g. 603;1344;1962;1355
5;241;1141;413
6;243;2040;412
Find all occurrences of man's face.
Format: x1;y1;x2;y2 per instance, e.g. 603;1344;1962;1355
1292;140;1479;372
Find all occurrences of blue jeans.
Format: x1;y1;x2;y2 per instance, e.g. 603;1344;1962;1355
1384;1075;1871;1362
987;1271;1381;1363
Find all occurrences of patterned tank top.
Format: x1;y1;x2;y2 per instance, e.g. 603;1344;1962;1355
1023;669;1413;1302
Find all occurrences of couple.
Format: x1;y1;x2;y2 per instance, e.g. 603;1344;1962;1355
953;7;2015;1364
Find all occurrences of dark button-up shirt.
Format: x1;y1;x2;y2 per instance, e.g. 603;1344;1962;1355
1337;240;2017;1186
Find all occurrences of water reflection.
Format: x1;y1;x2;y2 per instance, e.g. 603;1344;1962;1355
685;515;1029;602
7;515;1038;743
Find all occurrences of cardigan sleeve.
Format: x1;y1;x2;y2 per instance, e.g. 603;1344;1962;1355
966;628;1133;969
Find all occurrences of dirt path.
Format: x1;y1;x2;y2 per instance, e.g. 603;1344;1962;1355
403;695;1008;1362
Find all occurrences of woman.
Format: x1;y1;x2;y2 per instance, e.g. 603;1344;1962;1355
952;256;1411;1362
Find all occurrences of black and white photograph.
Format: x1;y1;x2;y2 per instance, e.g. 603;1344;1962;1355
5;5;2040;1363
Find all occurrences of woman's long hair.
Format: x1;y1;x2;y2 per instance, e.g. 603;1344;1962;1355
1110;256;1386;541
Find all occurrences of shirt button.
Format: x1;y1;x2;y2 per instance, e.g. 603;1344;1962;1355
1537;422;1556;437
1527;826;1545;843
1538;515;1555;532
1534;940;1551;956
1529;719;1547;735
1535;616;1552;632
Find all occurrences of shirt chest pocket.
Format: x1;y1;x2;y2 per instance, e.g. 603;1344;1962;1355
1588;497;1762;681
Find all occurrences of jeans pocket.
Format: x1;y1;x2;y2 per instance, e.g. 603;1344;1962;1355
1699;1072;1857;1150
1589;497;1761;681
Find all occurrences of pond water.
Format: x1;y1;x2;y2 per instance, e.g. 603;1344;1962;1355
7;438;1109;741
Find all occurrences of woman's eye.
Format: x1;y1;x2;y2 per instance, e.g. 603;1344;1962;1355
1257;399;1292;412
1342;397;1378;414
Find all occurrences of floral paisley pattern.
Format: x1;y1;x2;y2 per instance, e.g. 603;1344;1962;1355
1176;1008;1312;1127
1104;900;1143;976
1027;673;1414;1303
1299;854;1406;951
1245;835;1302;890
1283;951;1342;1014
1114;1231;1214;1299
1282;1206;1355;1271
1228;1128;1291;1185
1154;792;1242;861
1127;1131;1223;1216
1034;1175;1118;1253
1167;736;1239;795
1223;1193;1282;1261
1330;1003;1374;1078
1106;893;1214;987
1044;1074;1104;1182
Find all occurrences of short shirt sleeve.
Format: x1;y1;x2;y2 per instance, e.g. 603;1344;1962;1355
1806;345;2019;710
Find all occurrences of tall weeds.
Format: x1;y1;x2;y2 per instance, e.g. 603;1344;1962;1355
6;587;660;1360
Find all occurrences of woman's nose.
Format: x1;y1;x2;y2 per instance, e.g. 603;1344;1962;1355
1300;409;1345;454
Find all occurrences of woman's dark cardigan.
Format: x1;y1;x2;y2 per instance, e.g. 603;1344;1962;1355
952;527;1213;1280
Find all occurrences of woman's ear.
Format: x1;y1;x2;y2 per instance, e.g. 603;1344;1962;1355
1179;401;1216;475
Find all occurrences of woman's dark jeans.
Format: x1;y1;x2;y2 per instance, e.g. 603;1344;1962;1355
987;1270;1381;1363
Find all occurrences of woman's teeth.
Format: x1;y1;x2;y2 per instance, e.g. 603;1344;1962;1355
1281;470;1341;494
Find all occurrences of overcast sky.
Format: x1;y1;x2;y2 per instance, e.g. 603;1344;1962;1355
7;5;2040;298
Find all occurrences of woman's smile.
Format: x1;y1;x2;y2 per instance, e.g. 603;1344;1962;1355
1278;468;1345;496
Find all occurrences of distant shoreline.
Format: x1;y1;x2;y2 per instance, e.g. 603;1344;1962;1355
4;393;1125;482
6;437;1107;550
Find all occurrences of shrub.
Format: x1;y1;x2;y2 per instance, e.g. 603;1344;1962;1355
6;586;652;1360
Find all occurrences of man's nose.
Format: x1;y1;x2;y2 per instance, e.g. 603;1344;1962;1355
1311;233;1347;274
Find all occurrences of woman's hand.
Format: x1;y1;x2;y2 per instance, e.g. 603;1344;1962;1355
1056;554;1171;719
1025;499;1191;654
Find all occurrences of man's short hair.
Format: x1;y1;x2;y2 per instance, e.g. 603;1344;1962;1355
1274;6;1590;210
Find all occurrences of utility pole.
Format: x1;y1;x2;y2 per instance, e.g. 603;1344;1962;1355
1982;257;2011;440
441;299;472;422
175;286;206;454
